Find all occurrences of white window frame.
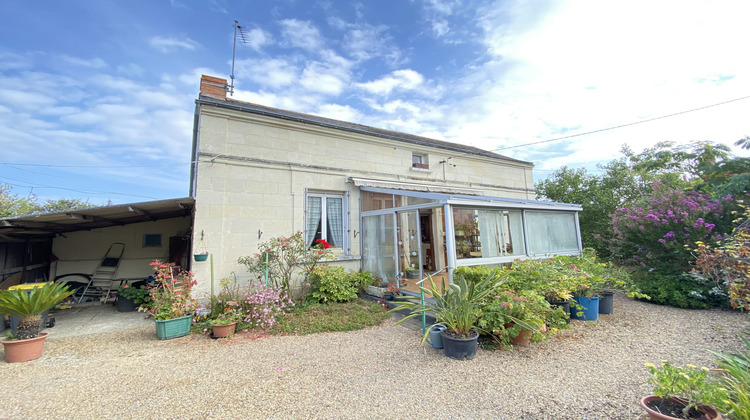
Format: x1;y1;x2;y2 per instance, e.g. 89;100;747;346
305;191;350;253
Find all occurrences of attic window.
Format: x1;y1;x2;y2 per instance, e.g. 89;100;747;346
412;153;429;169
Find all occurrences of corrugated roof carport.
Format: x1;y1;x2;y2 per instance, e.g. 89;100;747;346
0;197;195;290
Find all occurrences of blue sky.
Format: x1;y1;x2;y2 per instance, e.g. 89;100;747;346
1;0;749;206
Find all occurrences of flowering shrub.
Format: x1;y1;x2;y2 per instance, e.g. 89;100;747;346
241;284;293;329
694;203;750;310
609;183;730;275
140;260;197;320
237;231;333;297
478;288;559;347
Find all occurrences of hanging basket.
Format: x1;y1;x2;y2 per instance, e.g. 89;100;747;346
194;253;209;262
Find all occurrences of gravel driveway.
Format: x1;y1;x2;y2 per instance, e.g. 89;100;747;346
1;293;747;419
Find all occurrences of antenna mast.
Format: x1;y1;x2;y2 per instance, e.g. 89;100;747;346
230;20;249;96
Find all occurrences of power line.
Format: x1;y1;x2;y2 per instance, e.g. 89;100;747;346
493;95;750;152
0;177;159;200
0;161;195;168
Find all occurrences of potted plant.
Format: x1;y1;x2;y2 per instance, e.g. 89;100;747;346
210;305;241;338
392;272;531;360
194;251;209;262
479;289;548;347
0;282;74;363
641;361;727;420
116;284;150;312
139;260;197;340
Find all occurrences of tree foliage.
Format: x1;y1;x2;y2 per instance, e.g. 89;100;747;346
0;184;92;217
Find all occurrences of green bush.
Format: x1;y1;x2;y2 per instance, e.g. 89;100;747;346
308;266;359;303
631;272;729;309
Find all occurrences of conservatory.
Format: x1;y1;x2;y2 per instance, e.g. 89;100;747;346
358;184;582;294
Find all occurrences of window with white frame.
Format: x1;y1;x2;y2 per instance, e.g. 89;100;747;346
305;192;348;249
525;211;579;254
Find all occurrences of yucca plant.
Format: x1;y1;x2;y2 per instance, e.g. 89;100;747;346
0;282;74;340
391;272;535;343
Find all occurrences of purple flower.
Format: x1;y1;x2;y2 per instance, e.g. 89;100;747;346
658;239;666;244
664;231;675;239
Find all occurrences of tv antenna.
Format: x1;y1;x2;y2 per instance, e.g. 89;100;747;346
229;20;249;96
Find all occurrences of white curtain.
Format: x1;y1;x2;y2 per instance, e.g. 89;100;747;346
327;197;343;247
306;196;321;246
478;210;503;257
507;211;525;255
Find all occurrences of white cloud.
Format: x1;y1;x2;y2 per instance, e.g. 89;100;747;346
316;104;361;122
236;58;297;88
243;27;273;51
357;69;425;95
279;19;324;51
60;55;107;68
149;36;201;53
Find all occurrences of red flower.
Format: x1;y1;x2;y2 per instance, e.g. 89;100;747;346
123;285;129;289
315;239;331;249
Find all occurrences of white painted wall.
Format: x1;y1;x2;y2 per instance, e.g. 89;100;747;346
51;217;191;283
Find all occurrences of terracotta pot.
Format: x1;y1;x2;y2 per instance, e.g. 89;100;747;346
1;332;49;363
511;328;532;347
212;322;237;338
640;395;722;420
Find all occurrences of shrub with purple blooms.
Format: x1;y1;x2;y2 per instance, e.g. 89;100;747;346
240;284;294;329
609;183;732;276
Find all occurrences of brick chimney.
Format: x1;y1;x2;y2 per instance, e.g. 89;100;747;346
200;75;228;99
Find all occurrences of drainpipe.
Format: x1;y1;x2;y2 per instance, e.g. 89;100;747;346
443;203;456;284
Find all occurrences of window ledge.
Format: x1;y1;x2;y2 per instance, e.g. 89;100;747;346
319;254;361;262
410;167;433;173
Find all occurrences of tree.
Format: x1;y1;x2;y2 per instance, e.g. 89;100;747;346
0;184;39;217
0;184;93;217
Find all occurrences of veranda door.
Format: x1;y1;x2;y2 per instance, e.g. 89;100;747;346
396;211;422;292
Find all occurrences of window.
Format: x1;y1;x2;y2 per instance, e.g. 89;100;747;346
412;153;428;169
305;193;348;249
525;211;579;254
143;233;162;247
453;208;525;259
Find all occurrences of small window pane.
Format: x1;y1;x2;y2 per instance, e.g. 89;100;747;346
361;191;394;211
143;234;162;247
412;154;423;164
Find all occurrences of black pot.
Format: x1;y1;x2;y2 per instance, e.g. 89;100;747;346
549;300;571;324
599;292;614;314
116;296;139;312
441;330;478;360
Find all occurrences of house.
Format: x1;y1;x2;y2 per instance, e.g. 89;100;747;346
190;75;582;296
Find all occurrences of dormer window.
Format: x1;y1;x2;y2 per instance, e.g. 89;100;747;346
412;153;429;169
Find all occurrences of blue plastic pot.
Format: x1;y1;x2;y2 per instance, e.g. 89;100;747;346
571;296;599;321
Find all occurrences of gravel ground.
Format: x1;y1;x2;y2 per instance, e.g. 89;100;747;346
0;293;747;420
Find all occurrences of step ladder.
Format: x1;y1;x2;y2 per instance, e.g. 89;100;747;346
78;242;125;304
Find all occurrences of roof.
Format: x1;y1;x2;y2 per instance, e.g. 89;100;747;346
196;94;531;165
0;197;194;239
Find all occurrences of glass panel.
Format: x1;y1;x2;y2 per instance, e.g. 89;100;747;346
406;196;435;206
361;191;394;211
397;211;421;283
453;208;525;259
362;214;396;285
326;197;343;247
526;211;579;254
306;196;322;246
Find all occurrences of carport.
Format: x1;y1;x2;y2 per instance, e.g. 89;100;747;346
0;197;195;295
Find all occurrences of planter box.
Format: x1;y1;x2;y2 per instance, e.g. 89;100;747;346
364;285;386;298
154;315;192;340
